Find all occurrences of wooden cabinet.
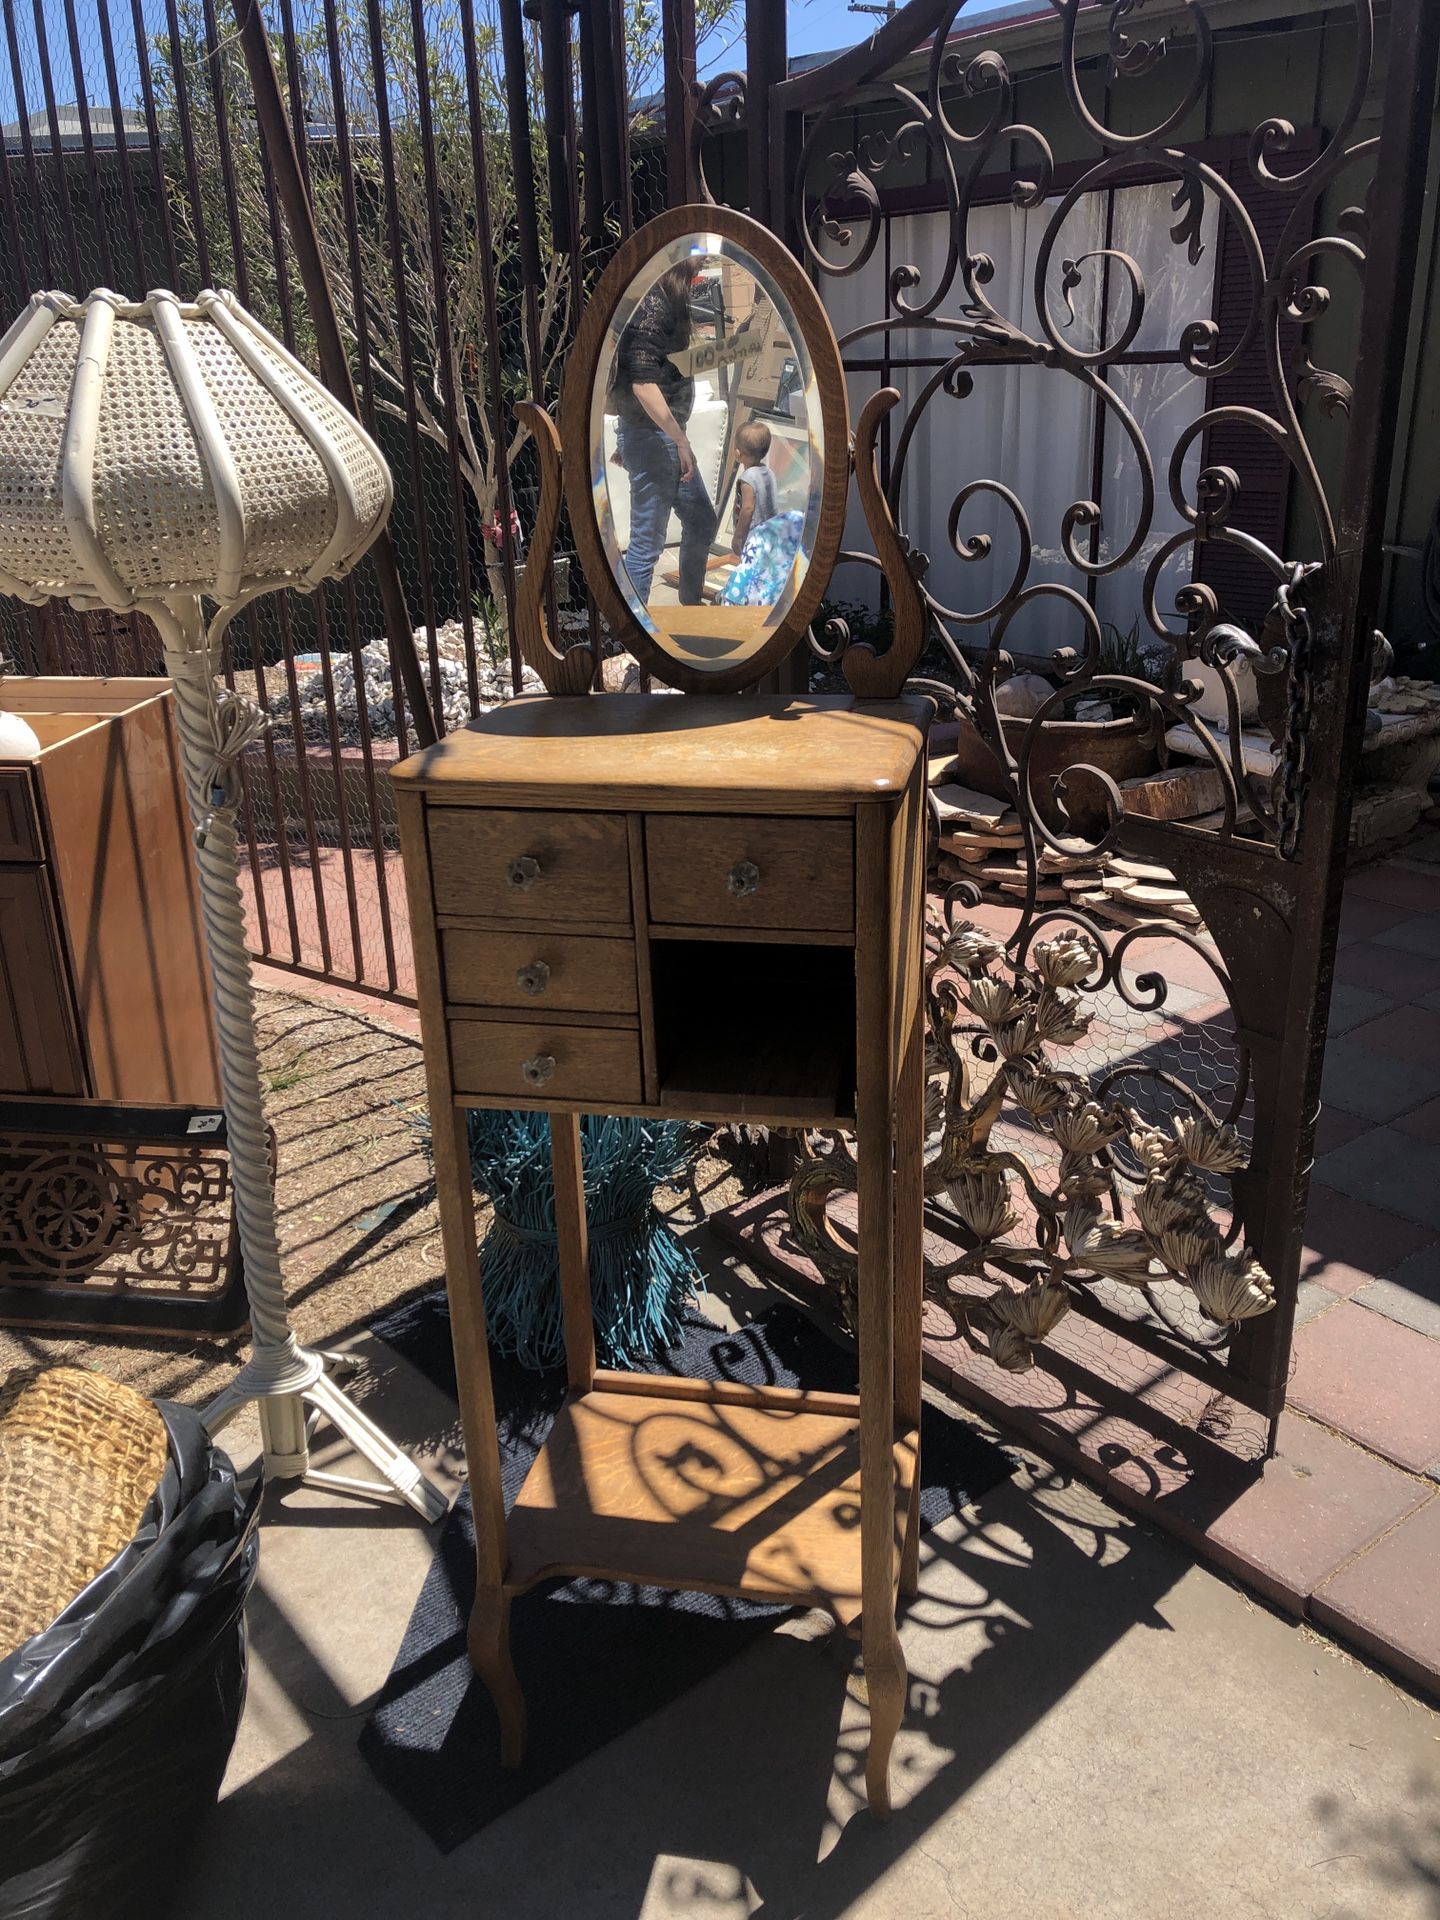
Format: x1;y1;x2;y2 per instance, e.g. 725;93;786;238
394;690;929;1814
0;678;219;1106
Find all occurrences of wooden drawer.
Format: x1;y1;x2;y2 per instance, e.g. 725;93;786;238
450;1018;643;1106
428;806;632;925
443;929;638;1014
0;770;42;862
645;814;854;933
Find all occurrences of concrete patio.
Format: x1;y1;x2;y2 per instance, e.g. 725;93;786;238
179;1317;1440;1920
173;828;1440;1919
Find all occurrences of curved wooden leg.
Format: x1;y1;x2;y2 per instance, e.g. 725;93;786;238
862;1622;908;1819
468;1585;527;1768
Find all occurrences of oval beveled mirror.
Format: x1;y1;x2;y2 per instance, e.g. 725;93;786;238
559;206;848;694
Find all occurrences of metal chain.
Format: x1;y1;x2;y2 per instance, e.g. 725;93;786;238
1273;565;1318;861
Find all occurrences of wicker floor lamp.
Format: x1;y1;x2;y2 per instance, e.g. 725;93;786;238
0;287;445;1519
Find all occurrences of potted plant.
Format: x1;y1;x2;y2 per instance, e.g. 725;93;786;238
947;621;1164;835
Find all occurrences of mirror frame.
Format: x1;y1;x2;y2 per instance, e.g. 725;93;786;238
557;205;850;696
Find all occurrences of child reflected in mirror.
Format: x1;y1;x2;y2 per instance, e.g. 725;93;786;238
721;417;805;609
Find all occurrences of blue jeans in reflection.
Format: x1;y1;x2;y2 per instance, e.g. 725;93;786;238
617;418;717;604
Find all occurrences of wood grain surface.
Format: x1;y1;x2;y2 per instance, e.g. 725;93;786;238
505;1383;918;1626
393;694;930;813
449;1017;644;1105
441;927;639;1013
644;813;854;931
427;805;633;923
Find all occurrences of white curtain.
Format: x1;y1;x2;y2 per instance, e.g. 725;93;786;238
823;181;1218;655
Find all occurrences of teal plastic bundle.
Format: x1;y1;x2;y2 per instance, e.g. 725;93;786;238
465;1110;703;1371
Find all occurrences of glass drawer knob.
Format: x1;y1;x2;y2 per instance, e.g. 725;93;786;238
507;854;541;891
521;1053;556;1088
516;961;550;997
726;859;761;898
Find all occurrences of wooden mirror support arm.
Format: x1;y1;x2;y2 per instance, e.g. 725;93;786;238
513;401;595;697
842;388;932;701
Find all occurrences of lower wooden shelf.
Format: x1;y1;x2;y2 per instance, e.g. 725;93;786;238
504;1381;918;1627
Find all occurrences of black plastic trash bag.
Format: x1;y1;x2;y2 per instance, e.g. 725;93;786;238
0;1399;260;1920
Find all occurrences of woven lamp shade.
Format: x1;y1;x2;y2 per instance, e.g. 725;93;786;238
0;287;391;612
0;1366;170;1659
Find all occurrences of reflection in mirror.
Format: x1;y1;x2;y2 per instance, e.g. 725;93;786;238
591;232;824;675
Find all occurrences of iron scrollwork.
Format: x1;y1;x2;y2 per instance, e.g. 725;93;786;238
781;0;1385;1381
791;0;1377;871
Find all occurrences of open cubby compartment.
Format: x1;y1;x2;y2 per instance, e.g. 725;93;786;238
650;936;856;1123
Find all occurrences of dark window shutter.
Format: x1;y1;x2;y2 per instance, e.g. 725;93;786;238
1194;134;1321;628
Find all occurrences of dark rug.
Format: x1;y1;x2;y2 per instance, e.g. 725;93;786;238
359;1292;1014;1852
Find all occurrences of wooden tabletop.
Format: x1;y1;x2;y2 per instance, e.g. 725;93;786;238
391;692;931;813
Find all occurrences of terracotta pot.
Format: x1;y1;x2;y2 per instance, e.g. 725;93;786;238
950;709;1161;835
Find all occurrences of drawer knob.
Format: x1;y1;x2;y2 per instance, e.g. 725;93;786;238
521;1052;556;1088
515;960;550;998
726;859;761;898
507;854;542;891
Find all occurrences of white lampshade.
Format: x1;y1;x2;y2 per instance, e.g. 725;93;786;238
0;287;392;614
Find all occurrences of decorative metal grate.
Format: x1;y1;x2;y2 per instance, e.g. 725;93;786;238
0;1103;247;1336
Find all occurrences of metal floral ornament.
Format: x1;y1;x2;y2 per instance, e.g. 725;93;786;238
791;916;1274;1372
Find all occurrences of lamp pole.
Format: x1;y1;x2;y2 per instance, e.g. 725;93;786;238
0;287;447;1520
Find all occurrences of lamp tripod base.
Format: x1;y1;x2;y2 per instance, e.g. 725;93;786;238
204;1343;449;1521
155;604;447;1529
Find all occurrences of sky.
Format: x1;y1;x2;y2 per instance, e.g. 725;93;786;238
0;0;1030;129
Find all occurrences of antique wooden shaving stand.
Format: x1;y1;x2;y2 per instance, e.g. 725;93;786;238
395;207;935;1812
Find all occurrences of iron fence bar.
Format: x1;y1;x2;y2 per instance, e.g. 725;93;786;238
251;103;340;982
199;0;251;297
545;1;603;681
234;0;436;752
273;616;338;977
57;0;115;287
537;0;574;258
342;581;403;994
273;0;371;988
577;0;605;247
500;0;560;651
93;0;148;279
359;0;446;738
0;75;30;297
406;0;482;716
148;0;273;951
499;0;544;294
161;0;213;285
1229;0;1440;1445
25;0;84;290
746;0;784;227
1;0;51;287
607;0;632;237
590;0;627;226
199;0;315;967
312;0;414;765
128;0;181;286
663;0;699;206
458;0;525;696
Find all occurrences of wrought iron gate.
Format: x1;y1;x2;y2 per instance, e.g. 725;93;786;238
704;0;1440;1439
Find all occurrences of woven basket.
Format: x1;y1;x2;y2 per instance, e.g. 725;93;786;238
0;1366;169;1661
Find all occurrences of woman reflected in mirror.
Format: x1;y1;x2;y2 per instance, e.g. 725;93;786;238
611;263;719;604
